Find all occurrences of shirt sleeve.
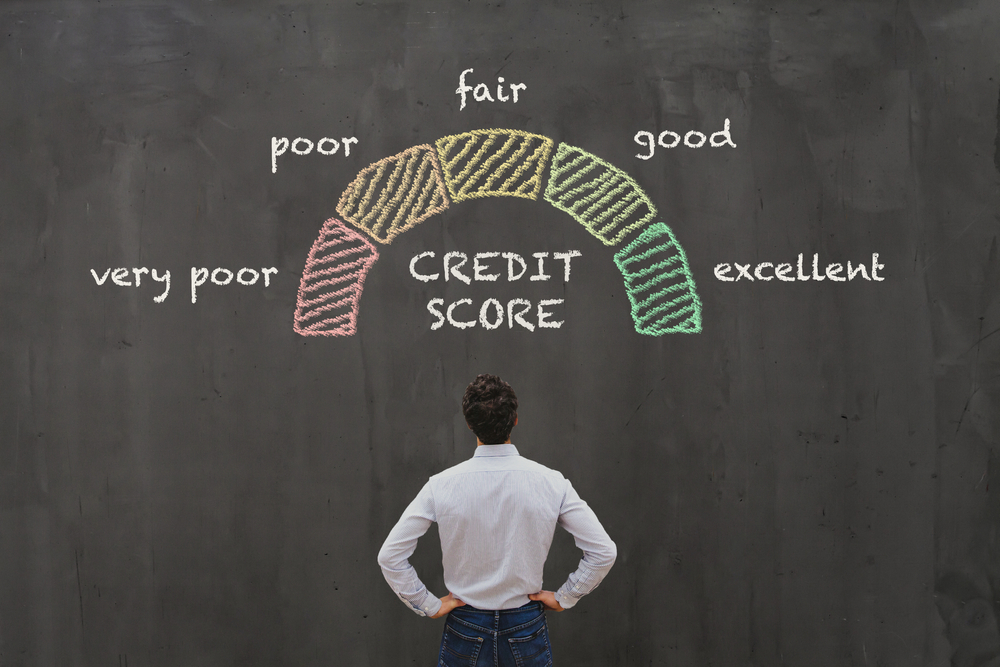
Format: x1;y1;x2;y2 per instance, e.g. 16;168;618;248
376;481;443;618
553;479;617;610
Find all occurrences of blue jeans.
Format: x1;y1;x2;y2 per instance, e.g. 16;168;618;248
438;601;553;667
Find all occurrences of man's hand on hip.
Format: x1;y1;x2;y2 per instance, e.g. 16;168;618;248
430;593;466;619
528;591;564;611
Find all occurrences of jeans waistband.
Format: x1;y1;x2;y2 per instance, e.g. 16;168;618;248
451;600;542;615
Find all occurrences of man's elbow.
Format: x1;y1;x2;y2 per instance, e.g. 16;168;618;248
376;545;395;571
595;540;617;569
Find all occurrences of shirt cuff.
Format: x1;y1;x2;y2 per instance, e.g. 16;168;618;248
554;590;579;610
420;596;443;617
396;590;442;617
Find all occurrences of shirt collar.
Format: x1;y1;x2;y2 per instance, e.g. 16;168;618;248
473;443;519;458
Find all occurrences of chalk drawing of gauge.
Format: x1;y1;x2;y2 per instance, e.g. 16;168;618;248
293;129;703;337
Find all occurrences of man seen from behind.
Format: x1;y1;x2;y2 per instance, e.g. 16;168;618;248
377;374;617;666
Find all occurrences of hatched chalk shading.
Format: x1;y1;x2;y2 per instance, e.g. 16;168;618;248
294;218;379;337
336;144;449;244
434;130;554;202
544;143;656;246
613;222;702;335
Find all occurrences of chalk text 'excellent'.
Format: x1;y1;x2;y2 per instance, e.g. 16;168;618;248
714;253;885;282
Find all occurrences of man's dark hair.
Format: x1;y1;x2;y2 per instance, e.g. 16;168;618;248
462;374;518;445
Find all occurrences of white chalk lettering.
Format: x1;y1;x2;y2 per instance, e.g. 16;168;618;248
811;254;826;281
190;266;276;301
473;252;500;281
271;136;357;173
409;252;439;282
473;83;494;102
537;299;564;328
710;119;737;148
635;131;654;160
847;261;869;281
191;268;208;303
456;69;474;110
211;268;234;285
291;137;314;155
714;263;734;282
111;268;131;287
409;251;579;283
659;130;681;149
479;299;504;329
427;298;446;330
636;118;737;159
503;252;528;281
456;68;526;110
444;251;472;285
317;138;340;155
446;299;476;329
151;269;170;302
497;77;509;102
507;298;534;331
754;262;774;281
91;267;170;302
271;137;289;174
714;254;886;284
411;249;579;331
552;251;582;282
530;252;550;281
872;253;885;281
797;254;810;281
237;268;259;285
684;130;707;148
426;297;566;331
91;265;269;303
775;263;794;281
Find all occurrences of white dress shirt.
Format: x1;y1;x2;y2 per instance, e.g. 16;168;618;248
377;444;617;617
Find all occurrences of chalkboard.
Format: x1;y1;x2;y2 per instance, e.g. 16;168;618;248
2;1;998;665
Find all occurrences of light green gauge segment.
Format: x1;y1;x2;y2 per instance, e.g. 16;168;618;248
543;142;657;246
